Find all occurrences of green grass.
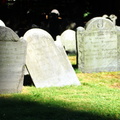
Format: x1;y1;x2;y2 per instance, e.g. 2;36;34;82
0;56;120;120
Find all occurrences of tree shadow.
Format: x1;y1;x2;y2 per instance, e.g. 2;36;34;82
0;95;117;120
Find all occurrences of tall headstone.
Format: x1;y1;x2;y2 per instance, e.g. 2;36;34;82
76;27;85;66
60;30;76;54
0;26;26;94
24;28;80;88
77;17;118;73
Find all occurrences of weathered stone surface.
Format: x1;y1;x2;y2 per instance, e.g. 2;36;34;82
0;26;19;41
24;28;80;88
77;17;118;73
0;26;26;94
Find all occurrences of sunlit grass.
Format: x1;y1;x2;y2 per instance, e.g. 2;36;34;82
68;55;77;65
0;55;120;120
69;55;120;89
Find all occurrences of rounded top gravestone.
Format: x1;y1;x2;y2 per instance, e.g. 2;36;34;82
85;17;115;31
0;26;19;41
60;29;76;54
77;27;85;31
24;28;54;43
0;20;5;27
61;29;75;40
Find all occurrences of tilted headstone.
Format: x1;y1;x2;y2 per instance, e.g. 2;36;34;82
77;17;118;73
60;30;76;54
23;28;80;88
0;26;26;94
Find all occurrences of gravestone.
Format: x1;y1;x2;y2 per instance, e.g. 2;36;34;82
55;35;63;49
76;27;85;66
0;26;26;94
23;28;80;88
0;20;5;26
60;30;76;54
116;26;120;71
77;17;118;73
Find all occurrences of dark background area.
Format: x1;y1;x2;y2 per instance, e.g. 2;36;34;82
0;0;120;38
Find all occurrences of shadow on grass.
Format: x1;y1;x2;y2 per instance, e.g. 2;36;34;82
0;95;116;120
24;75;35;86
72;64;78;69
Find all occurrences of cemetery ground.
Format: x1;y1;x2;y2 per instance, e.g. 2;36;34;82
0;56;120;120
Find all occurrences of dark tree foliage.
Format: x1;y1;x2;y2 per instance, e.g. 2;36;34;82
0;0;120;37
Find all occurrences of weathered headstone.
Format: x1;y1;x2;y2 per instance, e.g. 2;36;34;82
60;30;76;54
24;28;80;88
0;26;26;94
77;17;118;73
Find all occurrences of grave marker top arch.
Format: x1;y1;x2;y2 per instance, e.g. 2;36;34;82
85;17;115;30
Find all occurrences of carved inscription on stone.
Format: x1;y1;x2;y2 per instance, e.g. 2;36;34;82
82;31;117;72
77;17;118;73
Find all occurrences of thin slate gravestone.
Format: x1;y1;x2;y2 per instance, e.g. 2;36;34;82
77;17;118;73
60;30;76;54
23;28;80;88
0;26;26;94
116;26;120;71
